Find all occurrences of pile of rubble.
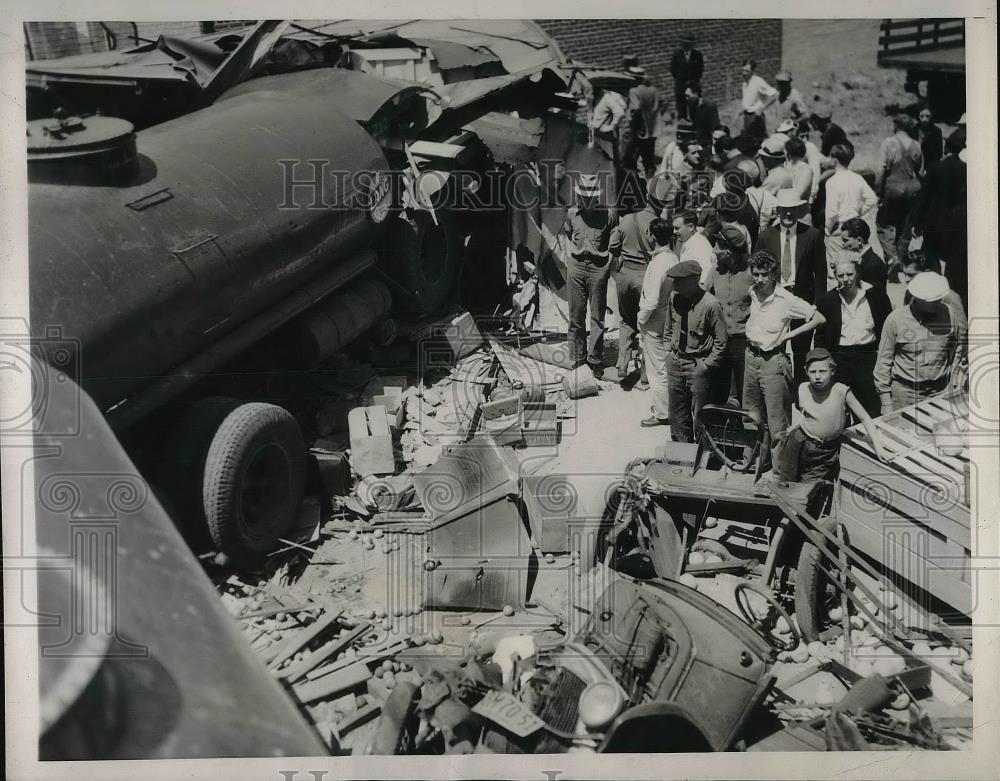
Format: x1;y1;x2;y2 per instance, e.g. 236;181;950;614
207;311;973;754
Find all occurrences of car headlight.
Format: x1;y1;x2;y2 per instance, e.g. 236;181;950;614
577;680;624;731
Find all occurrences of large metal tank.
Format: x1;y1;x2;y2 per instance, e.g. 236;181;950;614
28;85;391;419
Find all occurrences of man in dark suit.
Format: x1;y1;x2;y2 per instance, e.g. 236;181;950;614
814;259;892;416
670;34;704;121
909;129;967;306
684;82;721;147
754;190;827;381
841;217;888;290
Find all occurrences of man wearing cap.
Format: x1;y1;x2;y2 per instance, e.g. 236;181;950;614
755;190;827;381
563;174;615;378
684;83;721;147
768;70;808;132
671;34;704;121
705;224;754;402
663;261;728;441
740;60;779;140
625;68;660;180
609;183;666;380
814;258;892;417
743;251;825;466
638;218;681;426
874;271;967;413
909;129;967;306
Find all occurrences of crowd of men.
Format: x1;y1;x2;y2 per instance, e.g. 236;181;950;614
565;39;968;481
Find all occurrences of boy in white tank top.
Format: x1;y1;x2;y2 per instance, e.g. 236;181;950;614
776;348;889;481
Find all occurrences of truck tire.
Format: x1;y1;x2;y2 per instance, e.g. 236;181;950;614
380;210;459;314
202;403;306;571
795;540;843;642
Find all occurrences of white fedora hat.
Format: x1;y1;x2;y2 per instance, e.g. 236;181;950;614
774;189;807;209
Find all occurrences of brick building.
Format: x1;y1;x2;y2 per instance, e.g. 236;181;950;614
537;19;783;112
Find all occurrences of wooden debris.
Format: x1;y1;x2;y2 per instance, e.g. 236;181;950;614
279;622;373;682
348;406;396;476
292;661;372;704
336;701;382;735
263;609;344;668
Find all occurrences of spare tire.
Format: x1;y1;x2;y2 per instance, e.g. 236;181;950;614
379;210;460;314
202;403;306;570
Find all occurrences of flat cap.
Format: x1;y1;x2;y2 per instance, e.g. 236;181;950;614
805;347;833;365
908;271;950;302
666;260;703;279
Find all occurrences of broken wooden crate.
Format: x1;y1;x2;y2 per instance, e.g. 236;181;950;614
348;405;395;476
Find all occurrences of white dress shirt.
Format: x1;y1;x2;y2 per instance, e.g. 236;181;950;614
741;74;778;115
839;282;877;346
746;286;817;352
680;231;716;285
824;168;879;234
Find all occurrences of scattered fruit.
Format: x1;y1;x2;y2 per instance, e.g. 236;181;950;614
688;552;706;566
544;553;555;565
791;645;810;663
502;605;515;617
889;692;910;711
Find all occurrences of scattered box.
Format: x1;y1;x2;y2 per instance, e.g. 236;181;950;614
348;406;395;476
446;312;485;361
520;401;558;447
561;364;599;399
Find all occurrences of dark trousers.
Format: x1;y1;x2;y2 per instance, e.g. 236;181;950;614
566;256;611;369
721;333;748;403
832;346;879;418
624;137;657;178
667;354;715;443
614;261;647;374
742;111;766;141
776;426;840;482
674;84;688;120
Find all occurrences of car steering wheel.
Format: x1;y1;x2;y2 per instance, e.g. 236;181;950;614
734;582;801;653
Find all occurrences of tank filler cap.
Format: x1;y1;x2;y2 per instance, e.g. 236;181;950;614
27;114;137;184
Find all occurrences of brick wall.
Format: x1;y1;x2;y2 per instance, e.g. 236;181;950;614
537;19;782;114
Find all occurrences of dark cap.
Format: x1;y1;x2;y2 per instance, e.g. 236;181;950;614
805;347;834;366
718;224;749;251
666;260;703;279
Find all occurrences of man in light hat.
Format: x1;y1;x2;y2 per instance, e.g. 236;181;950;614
874;271;967;413
759;136;794;195
625;68;660;180
562;173;615;378
663;260;728;441
768;69;808;132
755;189;827;380
671;34;703;121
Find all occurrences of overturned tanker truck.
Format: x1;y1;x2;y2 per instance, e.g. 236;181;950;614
27;87;441;570
27;25;615;570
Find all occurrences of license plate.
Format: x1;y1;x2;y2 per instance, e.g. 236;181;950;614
472;690;545;738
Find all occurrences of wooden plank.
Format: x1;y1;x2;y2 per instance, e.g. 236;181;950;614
348;406;395;476
337;701;382;735
279;622;372;682
291;661;372;704
264;609;343;669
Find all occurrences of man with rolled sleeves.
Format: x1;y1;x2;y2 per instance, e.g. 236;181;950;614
743;251;826;467
663;260;729;442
